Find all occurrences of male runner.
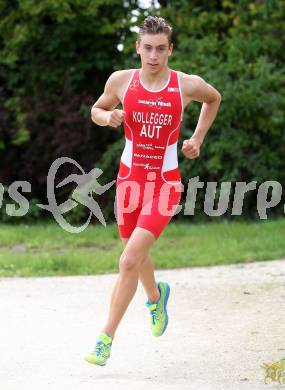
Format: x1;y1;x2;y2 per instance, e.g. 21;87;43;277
85;16;221;366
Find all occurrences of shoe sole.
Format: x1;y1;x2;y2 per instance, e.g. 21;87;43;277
160;282;170;336
84;356;107;366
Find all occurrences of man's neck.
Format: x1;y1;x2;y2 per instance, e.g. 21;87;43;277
139;67;170;88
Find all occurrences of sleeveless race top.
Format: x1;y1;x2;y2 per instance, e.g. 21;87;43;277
117;68;183;185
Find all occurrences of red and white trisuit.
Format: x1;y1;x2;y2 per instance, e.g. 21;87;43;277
115;68;184;239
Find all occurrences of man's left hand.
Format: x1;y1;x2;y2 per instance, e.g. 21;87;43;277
181;137;202;159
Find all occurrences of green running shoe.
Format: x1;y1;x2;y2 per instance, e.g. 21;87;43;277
145;281;170;337
84;332;113;366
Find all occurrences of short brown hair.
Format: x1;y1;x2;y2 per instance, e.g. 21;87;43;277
138;16;172;46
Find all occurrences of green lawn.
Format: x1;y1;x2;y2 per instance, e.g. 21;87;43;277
0;219;284;277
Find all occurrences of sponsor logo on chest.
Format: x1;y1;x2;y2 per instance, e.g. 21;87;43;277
138;99;171;108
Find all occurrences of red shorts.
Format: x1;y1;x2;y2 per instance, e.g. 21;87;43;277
115;177;183;239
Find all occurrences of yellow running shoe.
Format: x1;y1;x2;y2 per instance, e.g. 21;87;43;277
84;332;113;366
145;281;170;337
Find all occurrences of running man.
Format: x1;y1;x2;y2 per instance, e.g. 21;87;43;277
85;16;221;366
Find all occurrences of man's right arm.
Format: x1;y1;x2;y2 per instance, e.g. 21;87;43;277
91;71;125;127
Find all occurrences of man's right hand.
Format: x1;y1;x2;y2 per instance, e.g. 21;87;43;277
107;109;126;127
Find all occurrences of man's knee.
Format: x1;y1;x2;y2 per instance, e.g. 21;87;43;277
119;251;145;271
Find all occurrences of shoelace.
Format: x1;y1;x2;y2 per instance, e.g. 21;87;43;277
93;341;111;358
148;304;161;324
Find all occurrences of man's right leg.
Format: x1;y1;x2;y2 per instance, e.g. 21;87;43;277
138;254;161;303
107;238;160;335
122;238;160;303
101;227;156;339
85;227;156;365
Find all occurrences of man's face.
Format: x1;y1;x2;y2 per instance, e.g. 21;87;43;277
136;33;173;73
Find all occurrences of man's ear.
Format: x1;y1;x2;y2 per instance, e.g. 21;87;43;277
135;40;140;54
168;42;173;56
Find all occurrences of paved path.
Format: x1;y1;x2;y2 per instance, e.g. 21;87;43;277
0;259;284;390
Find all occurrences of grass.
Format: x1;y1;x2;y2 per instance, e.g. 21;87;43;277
0;219;284;277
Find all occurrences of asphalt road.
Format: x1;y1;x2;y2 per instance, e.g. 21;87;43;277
0;259;284;390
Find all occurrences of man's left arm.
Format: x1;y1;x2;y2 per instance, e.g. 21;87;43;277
181;74;222;159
